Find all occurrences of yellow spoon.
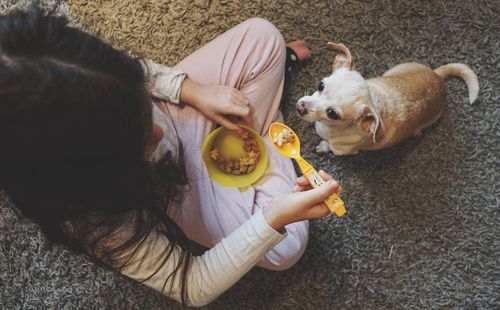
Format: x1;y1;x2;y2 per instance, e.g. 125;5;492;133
268;122;346;217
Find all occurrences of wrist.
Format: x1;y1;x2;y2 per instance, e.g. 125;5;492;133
179;78;203;107
263;205;287;231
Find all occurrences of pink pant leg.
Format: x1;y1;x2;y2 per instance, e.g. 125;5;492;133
165;18;308;270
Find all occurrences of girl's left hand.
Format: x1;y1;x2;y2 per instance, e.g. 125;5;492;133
262;170;342;230
179;78;252;132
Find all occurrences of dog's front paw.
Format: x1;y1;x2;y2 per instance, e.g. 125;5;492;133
315;140;331;154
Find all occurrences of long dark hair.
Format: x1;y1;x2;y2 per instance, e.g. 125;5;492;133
0;5;192;304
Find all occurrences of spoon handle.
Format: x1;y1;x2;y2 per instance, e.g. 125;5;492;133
295;157;346;217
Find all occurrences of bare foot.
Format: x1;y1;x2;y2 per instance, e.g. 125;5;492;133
286;40;311;61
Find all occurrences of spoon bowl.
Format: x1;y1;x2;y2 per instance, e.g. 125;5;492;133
268;122;301;159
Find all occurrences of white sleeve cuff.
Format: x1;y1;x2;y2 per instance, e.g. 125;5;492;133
251;207;288;242
142;59;187;104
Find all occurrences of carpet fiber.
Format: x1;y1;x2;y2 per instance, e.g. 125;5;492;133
1;0;499;309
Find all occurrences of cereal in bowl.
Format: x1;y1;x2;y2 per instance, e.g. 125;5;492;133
210;129;261;175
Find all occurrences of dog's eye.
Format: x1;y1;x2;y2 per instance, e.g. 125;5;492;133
317;81;325;92
326;108;340;120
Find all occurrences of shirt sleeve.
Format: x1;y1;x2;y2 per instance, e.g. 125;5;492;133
120;208;287;307
142;58;187;104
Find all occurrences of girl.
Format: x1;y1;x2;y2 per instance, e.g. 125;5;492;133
0;6;340;307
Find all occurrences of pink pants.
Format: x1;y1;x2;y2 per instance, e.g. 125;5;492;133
164;18;308;270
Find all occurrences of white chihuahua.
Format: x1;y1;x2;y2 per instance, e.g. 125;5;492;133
297;42;479;155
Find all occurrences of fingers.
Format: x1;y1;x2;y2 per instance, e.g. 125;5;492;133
241;106;253;124
228;89;252;124
305;203;331;219
294;183;342;195
215;88;249;131
296;170;334;187
296;175;309;187
231;90;249;109
226;103;249;117
292;184;305;192
226;104;252;126
215;115;242;132
295;180;340;206
318;170;333;181
299;180;340;220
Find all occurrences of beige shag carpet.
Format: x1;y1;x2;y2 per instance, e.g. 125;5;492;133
1;0;499;309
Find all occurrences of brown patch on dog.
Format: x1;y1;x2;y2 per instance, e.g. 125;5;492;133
367;64;447;148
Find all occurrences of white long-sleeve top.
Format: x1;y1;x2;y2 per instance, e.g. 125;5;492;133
120;209;286;307
114;59;287;307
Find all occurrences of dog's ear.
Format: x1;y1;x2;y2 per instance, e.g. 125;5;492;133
328;42;355;71
357;105;380;143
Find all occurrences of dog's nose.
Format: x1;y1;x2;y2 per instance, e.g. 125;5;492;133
296;101;307;116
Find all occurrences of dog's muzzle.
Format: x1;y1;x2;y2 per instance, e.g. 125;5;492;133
296;101;308;116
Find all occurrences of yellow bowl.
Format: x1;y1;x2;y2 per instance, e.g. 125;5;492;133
201;125;268;188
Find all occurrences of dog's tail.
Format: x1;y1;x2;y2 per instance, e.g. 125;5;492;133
434;63;479;104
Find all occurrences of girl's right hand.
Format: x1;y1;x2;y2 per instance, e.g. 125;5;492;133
262;171;341;230
179;78;251;132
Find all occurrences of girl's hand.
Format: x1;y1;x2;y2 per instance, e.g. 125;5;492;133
180;78;251;132
263;171;342;230
292;170;342;193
